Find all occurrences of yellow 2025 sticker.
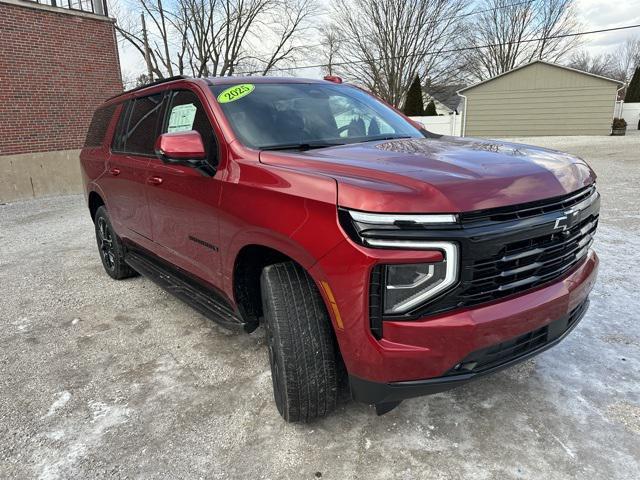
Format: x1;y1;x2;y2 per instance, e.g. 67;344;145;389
217;84;255;103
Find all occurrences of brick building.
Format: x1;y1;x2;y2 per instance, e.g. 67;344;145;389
0;0;123;202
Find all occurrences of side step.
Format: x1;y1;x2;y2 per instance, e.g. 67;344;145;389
125;250;249;331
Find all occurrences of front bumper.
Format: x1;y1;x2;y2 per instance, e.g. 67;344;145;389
312;246;598;385
349;297;590;405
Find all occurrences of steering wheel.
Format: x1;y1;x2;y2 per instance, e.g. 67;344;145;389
337;124;351;137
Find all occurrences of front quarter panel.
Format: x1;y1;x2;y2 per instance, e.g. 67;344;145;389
218;150;344;297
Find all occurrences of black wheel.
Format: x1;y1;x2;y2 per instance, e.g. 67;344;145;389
94;206;137;280
260;262;338;422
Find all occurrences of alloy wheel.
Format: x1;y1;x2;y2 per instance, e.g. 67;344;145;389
97;217;116;271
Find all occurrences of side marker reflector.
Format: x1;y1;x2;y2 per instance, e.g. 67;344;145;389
321;281;344;330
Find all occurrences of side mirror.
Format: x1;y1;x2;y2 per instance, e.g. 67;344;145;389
154;130;215;176
155;130;206;162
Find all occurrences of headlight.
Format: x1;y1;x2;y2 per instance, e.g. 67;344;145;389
368;240;459;315
338;208;460;316
348;210;458;226
385;262;447;314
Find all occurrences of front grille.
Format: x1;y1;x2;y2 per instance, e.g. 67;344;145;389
351;185;600;325
460;184;596;224
461;214;597;305
445;299;589;376
410;188;600;317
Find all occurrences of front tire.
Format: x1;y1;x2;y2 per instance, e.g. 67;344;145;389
94;206;137;280
260;262;338;422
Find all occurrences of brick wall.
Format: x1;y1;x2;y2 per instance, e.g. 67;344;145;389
0;0;123;156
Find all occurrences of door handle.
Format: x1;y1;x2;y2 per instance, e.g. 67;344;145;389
147;176;164;186
109;167;121;176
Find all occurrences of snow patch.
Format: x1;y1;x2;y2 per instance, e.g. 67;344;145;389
43;391;71;418
45;430;65;441
37;401;130;480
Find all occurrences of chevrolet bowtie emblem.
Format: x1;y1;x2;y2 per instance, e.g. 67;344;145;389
554;207;581;231
554;216;569;230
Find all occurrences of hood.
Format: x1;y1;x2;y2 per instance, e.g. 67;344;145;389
258;137;596;213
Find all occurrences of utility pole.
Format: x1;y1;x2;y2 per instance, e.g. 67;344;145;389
141;13;153;82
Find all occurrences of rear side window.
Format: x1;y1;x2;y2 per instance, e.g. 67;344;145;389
122;94;164;155
84;104;117;147
111;102;130;152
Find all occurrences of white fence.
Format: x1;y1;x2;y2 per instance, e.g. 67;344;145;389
413;102;639;136
618;102;640;130
411;115;462;136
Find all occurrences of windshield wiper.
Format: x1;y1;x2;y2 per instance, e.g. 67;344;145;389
259;142;344;151
359;135;413;143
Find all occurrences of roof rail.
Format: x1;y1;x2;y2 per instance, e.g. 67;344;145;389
107;75;191;101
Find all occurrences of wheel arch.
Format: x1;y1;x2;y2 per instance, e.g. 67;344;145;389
232;244;292;325
88;190;105;222
232;242;345;383
231;240;336;333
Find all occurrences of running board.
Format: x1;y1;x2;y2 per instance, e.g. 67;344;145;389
125;250;249;331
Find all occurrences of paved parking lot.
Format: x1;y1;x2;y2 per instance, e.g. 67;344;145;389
1;135;639;479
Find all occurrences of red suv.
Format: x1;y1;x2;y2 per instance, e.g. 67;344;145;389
81;76;599;421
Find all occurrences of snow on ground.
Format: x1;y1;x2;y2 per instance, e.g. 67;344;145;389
0;135;638;479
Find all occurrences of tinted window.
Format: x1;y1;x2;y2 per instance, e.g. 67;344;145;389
209;83;423;149
84;104;116;147
164;90;217;163
124;94;163;155
111;102;130;152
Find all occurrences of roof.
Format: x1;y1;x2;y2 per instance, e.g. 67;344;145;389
106;75;329;104
458;60;623;94
205;76;326;86
424;84;465;112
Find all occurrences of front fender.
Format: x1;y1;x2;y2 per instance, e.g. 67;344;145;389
221;219;344;297
218;160;345;297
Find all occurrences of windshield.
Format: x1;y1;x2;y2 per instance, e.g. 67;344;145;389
210;83;425;150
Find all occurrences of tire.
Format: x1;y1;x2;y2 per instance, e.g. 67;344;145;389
94;206;137;280
260;262;338;422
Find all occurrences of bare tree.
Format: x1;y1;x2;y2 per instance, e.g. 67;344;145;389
330;0;469;107
120;70;138;90
319;25;343;76
567;50;621;79
134;73;153;86
566;37;640;84
461;0;581;82
252;0;318;75
615;36;640;84
114;0;318;78
141;0;175;76
112;5;165;79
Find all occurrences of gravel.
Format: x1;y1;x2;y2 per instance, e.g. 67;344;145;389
1;135;639;479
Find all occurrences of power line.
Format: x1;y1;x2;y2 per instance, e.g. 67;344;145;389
127;0;533;78
235;0;536;74
236;23;640;75
301;0;536;52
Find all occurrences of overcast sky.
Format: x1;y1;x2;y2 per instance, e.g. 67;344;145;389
117;0;640;84
576;0;640;50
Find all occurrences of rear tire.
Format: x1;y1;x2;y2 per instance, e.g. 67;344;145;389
94;206;137;280
260;262;338;422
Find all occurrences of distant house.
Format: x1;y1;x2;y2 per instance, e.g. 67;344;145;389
457;60;623;137
423;84;465;115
